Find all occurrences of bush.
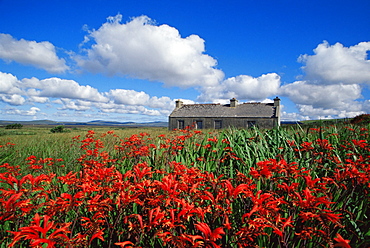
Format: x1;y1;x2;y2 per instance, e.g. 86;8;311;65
50;125;65;133
350;114;370;124
5;123;23;129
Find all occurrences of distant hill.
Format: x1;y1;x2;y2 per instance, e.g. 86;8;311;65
0;120;168;127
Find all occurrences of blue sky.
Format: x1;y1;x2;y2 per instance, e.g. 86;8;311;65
0;0;370;122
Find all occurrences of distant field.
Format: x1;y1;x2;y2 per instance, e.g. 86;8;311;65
0;125;169;167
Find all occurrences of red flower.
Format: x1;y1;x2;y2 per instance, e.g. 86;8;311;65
334;233;351;248
115;241;135;247
191;222;225;248
8;213;70;247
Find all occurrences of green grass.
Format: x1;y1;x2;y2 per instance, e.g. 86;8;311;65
0;126;168;169
1;122;370;247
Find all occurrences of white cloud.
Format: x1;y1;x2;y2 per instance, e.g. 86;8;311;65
142;108;161;116
22;77;108;102
106;91;174;110
27;107;40;116
1;19;369;122
280;81;362;109
0;34;69;73
197;73;281;102
282;41;370;120
107;89;150;105
98;102;160;115
280;81;367;119
51;110;108;121
1;94;25;105
363;100;370;113
0;71;22;94
28;96;49;103
4;106;40;116
281;111;311;122
222;73;281;100
77;14;224;88
0;71;175;120
296;105;364;119
147;96;174;110
58;99;92;111
299;41;370;85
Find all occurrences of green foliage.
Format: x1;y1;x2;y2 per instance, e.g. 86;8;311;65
5;123;23;129
351;114;370;124
50;125;66;133
0;123;370;247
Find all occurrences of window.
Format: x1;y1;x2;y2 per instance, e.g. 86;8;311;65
196;120;203;129
247;121;256;128
214;120;222;129
178;120;185;129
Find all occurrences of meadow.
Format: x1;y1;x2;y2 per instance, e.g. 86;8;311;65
0;122;369;247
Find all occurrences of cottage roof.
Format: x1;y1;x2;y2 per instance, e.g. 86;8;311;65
169;102;276;118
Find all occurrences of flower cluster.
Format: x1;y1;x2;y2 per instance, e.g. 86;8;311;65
0;125;369;247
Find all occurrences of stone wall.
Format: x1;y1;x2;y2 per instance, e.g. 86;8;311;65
168;116;278;130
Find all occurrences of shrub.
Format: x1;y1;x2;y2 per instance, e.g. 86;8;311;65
5;123;23;129
50;125;65;133
350;114;370;124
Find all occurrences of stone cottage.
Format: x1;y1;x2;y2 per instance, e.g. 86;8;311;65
168;97;281;130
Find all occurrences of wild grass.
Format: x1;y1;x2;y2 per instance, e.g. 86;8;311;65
0;122;369;247
0;126;168;169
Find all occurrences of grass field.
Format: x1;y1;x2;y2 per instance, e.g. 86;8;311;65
0;122;369;247
0;126;169;167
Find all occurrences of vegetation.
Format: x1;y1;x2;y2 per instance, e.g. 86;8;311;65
50;125;67;133
5;123;23;129
350;114;370;125
0;122;369;247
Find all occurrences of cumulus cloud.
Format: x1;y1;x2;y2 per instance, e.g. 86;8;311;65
2;15;369;122
280;80;366;119
4;106;40;116
280;81;362;109
106;89;175;111
299;41;370;84
22;77;108;102
281;40;370;119
107;89;150;105
147;96;174;110
97;102;162;116
280;111;311;122
57;99;93;111
296;104;364;119
77;14;224;88
222;73;281;100
28;96;49;103
0;71;22;94
0;34;69;73
197;73;281;102
1;94;25;105
0;71;177;120
102;91;176;115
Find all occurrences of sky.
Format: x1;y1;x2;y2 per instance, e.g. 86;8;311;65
0;0;370;123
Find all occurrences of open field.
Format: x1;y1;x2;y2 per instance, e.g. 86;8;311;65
0;123;369;247
0;126;169;167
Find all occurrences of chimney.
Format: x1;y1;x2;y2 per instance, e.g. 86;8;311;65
175;99;183;108
273;96;281;127
230;98;238;107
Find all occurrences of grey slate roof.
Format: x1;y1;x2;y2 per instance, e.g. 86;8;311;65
169;103;276;118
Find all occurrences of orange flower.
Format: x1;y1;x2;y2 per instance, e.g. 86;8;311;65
192;222;225;247
8;213;70;247
334;233;351;248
